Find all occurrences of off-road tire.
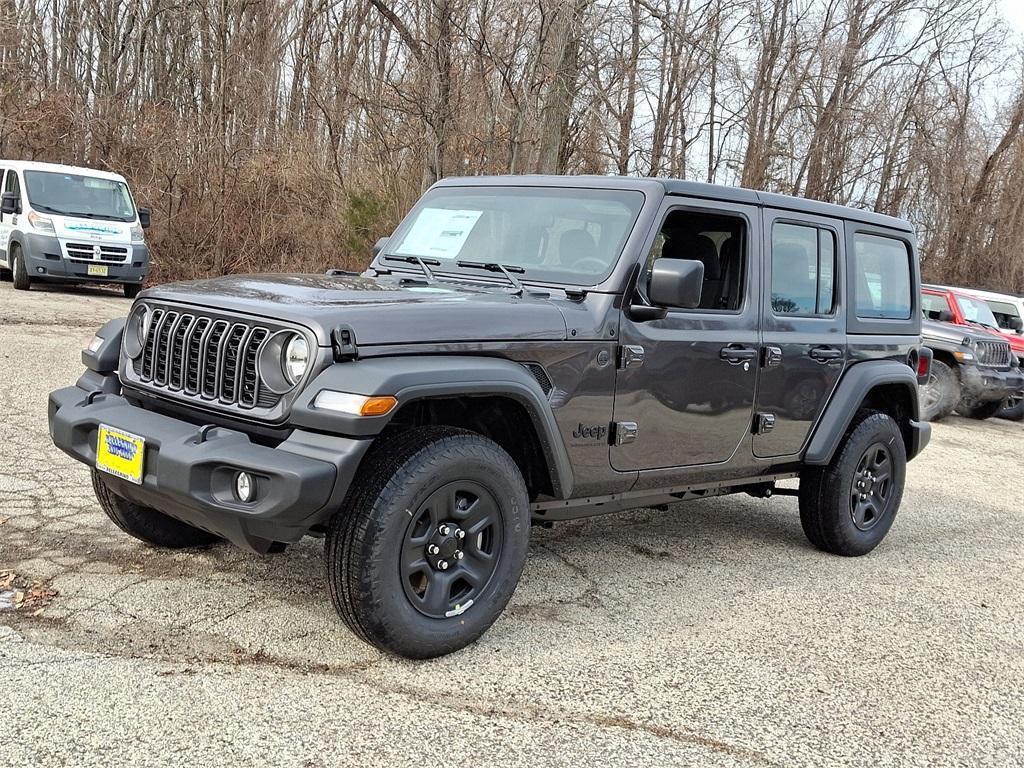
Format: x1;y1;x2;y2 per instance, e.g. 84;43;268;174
998;392;1024;422
11;245;31;290
123;282;142;299
325;426;530;659
798;411;906;557
919;359;959;421
955;399;1006;420
91;469;220;548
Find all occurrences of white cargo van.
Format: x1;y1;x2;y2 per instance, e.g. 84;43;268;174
0;160;150;297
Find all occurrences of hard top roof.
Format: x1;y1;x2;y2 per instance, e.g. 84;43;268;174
0;159;128;183
434;174;913;233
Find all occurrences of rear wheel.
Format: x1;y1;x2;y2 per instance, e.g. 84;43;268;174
999;392;1024;421
955;399;1005;420
799;411;906;557
11;245;31;290
325;426;529;658
91;469;220;548
919;359;959;421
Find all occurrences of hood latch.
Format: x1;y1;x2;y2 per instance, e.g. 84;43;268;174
332;325;359;362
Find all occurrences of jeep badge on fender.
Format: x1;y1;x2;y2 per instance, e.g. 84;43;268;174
49;175;931;659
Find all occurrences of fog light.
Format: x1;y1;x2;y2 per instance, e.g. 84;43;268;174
235;472;255;503
36;267;45;274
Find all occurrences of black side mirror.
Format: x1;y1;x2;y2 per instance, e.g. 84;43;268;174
137;207;151;229
936;309;953;323
0;192;18;215
372;237;389;258
649;258;704;309
1008;316;1023;333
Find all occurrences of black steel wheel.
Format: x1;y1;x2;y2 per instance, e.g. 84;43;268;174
999;392;1024;421
849;442;895;532
799;411;906;556
326;426;529;659
400;481;503;619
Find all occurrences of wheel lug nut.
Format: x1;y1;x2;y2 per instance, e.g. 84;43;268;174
439;524;450;535
456;530;465;539
455;551;464;560
428;544;439;555
439;560;449;570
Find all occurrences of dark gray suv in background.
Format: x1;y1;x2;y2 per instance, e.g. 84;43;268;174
49;176;931;658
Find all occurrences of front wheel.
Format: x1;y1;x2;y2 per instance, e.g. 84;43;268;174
326;427;529;658
799;411;906;556
956;399;1006;420
999;392;1024;422
919;359;959;421
11;246;31;290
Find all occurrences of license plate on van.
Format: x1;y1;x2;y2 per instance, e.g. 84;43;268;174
95;425;145;485
87;264;108;277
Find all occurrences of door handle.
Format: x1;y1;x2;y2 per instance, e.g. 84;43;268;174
809;346;843;362
720;345;758;364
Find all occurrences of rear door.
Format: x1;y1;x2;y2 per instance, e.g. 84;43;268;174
753;210;846;459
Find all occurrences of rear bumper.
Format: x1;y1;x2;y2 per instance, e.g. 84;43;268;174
961;365;1024;403
20;232;148;284
48;383;371;553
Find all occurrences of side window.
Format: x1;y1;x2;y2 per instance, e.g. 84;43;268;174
3;170;19;195
921;292;953;321
770;222;836;315
853;233;912;320
646;209;746;311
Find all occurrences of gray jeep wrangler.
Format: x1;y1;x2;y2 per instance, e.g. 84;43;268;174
49;176;931;658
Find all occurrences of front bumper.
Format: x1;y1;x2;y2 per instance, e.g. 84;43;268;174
960;364;1024;403
49;383;371;553
20;232;149;285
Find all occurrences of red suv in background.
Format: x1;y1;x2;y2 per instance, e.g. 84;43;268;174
922;285;1024;419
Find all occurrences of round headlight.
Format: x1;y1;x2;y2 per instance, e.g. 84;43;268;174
123;304;151;359
283;335;309;385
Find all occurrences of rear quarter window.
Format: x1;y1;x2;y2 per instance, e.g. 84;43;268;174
853;233;911;320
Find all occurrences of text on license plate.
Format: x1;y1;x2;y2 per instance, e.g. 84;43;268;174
88;264;108;276
95;425;145;485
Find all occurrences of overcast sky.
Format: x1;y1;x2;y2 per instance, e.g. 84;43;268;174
1001;0;1024;33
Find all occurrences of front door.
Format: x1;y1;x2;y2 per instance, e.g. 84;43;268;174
0;168;9;266
753;210;847;458
611;200;760;471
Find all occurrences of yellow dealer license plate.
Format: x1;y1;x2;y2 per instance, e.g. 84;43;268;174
87;264;108;277
96;425;145;485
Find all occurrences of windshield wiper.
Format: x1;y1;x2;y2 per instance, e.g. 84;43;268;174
382;254;439;283
30;204;119;220
456;260;525;294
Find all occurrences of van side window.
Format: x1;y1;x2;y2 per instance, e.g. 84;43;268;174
4;170;19;195
770;222;836;315
853;233;911;320
646;210;746;311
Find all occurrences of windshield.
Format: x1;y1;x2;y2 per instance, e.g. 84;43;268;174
955;294;1000;329
24;171;136;222
384;186;645;284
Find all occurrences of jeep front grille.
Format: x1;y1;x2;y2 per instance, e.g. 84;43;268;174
134;309;276;409
976;340;1010;368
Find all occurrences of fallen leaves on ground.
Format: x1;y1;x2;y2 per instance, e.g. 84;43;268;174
0;570;59;613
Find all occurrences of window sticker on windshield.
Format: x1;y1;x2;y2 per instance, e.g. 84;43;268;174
394;208;482;260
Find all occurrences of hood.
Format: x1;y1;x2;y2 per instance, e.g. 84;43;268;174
143;273;569;346
922;318;1006;347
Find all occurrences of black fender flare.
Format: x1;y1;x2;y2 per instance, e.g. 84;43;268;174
290;356;573;498
804;360;923;465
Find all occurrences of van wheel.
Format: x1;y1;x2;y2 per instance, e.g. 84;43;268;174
919;360;959;421
11;245;31;290
91;470;220;548
799;411;905;557
123;283;142;299
325;426;529;659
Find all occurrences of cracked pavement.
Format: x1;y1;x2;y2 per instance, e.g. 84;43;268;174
1;281;1023;767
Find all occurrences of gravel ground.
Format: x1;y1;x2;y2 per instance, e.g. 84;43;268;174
1;280;1022;767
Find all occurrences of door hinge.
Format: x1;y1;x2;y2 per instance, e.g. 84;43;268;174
612;421;638;446
754;412;776;435
617;345;645;370
763;345;782;368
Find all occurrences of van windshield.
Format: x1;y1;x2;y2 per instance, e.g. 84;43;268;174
384;186;645;285
24;171;137;222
